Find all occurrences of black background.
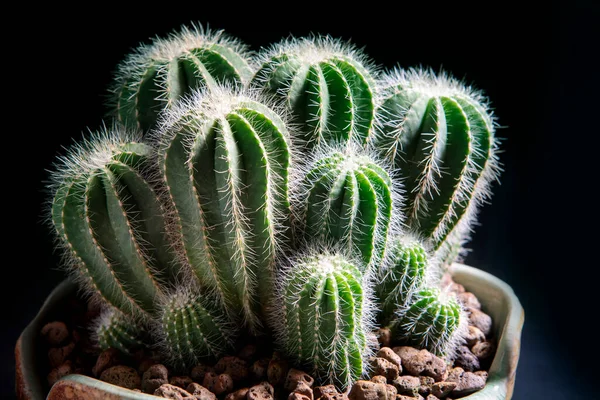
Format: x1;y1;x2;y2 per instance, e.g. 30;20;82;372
4;2;599;398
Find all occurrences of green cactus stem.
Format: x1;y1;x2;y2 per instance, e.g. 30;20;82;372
49;127;177;319
111;24;254;132
154;87;293;332
252;37;377;148
294;146;399;268
393;287;467;358
92;308;145;355
374;68;500;263
157;288;235;369
376;236;430;326
272;251;375;389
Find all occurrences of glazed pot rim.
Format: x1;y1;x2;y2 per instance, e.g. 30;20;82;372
15;263;524;399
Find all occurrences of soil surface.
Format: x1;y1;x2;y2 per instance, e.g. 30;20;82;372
37;275;495;399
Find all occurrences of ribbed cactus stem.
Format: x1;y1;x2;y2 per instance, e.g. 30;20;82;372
111;23;254;131
252;37;377;148
393;287;467;358
374;68;500;263
155;87;293;331
377;237;429;326
49;127;177;319
294;146;399;268
92;308;145;355
273;251;375;389
157;288;235;369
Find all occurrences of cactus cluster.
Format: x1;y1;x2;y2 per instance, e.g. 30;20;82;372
47;23;501;388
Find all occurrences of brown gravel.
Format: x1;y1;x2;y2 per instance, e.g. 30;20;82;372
39;275;495;400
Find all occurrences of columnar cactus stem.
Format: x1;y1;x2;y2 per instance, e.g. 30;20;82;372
92;308;145;355
272;251;376;389
374;68;500;263
49;127;177;319
111;24;254;131
376;236;430;326
293;146;400;268
393;287;467;358
154;87;293;331
156;288;235;369
252;37;377;148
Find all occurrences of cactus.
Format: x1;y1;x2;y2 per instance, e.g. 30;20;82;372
92;308;145;355
374;68;500;263
49;127;177;319
376;236;431;326
252;37;377;148
154;87;293;332
111;24;254;132
293;146;400;268
155;288;235;369
393;287;467;357
272;250;375;389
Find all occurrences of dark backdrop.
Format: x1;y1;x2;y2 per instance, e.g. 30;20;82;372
5;2;598;398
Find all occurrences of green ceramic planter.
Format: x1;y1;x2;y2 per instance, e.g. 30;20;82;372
15;263;524;400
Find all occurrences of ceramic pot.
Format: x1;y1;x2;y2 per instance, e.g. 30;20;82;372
15;263;524;400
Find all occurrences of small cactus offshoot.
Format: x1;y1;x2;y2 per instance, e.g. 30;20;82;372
111;24;254;132
374;68;500;264
156;288;235;370
252;37;377;148
49;127;177;320
294;146;399;269
376;236;430;326
393;287;467;358
92;308;145;355
154;87;293;332
272;251;376;389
